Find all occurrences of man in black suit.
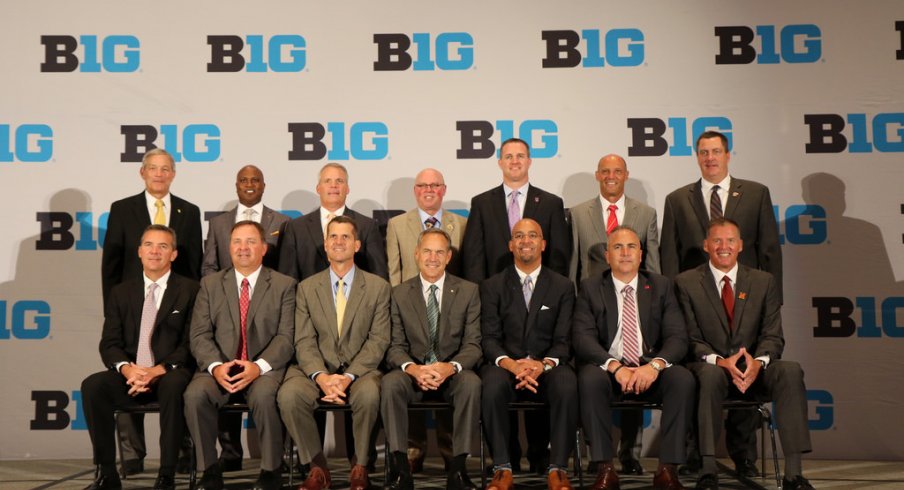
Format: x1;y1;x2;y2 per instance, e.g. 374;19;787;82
82;225;199;490
461;137;569;470
574;226;693;490
660;130;781;476
200;165;290;472
381;228;481;490
100;148;202;474
480;219;578;490
675;219;814;490
279;162;388;282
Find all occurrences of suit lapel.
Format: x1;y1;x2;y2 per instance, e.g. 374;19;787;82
222;270;242;355
636;274;653;354
622;198;639;232
406;209;423;239
442;211;458;240
408;278;430;342
340;270;366;342
315;271;340;344
526;268;551;330
260;207;274;232
490;186;511;243
600;275;620;343
130;193;152;227
587;198;607;241
732;266;750;333
169;195;184;231
245;268;272;348
701;267;731;334
439;275;459;341
688;181;710;233
154;275;178;327
723;179;743;219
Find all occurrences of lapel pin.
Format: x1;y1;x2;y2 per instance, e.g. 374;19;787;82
738;292;747;299
177;208;182;214
732;192;740;197
534;196;539;203
644;284;651;290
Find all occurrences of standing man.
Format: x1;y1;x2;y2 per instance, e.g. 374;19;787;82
675;219;814;490
462;137;570;283
278;216;391;490
480;219;578;490
200;164;290;472
569;154;659;475
660;130;781;475
385;167;466;471
185;221;297;490
82;225;198;490
101;148;202;475
574;226;693;490
381;228;481;490
279;163;388;282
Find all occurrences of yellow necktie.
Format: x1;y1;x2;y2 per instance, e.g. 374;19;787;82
336;278;346;336
154;199;166;225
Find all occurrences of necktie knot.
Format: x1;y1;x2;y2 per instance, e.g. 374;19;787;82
153;199;166;225
606;204;619;235
523;275;534;309
721;275;735;328
710;185;723;219
244;208;256;221
623;284;634;296
425;217;439;229
507;190;522;231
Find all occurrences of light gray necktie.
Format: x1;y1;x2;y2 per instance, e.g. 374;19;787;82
136;283;159;367
523;275;533;309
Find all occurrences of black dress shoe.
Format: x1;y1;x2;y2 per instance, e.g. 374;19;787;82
733;459;759;478
679;458;701;476
620;459;644;475
197;467;225;490
782;475;815;490
84;470;122;490
383;472;414;490
694;473;718;490
153;474;176;490
446;469;477;490
252;469;283;490
218;457;243;472
120;458;143;477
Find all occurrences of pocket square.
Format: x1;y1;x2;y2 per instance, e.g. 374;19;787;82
171;310;181;314
540;305;550;310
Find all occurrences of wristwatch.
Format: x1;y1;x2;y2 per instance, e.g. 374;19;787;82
542;359;555;372
649;360;664;372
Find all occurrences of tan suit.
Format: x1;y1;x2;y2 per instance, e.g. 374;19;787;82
386;209;467;286
277;267;391;464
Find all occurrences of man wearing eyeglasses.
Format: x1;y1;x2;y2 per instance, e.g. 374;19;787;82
659;130;782;477
384;168;467;473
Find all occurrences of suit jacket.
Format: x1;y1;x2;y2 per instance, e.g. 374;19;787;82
569;195;660;284
99;273;200;371
385;273;482;370
385;209;467;286
660;178;782;299
573;270;687;366
480;266;575;364
278;207;389;282
674;264;784;363
461;184;570;283
189;267;297;377
201;205;290;276
294;268;391;378
102;192;202;307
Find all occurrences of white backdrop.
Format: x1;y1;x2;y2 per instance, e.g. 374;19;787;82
2;0;903;460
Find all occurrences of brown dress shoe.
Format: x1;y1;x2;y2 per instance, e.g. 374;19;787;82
298;465;330;490
653;464;686;490
547;469;573;490
591;462;620;490
486;469;514;490
349;464;370;490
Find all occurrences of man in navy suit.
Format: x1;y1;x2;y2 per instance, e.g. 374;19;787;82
82;225;199;490
100;148;202;475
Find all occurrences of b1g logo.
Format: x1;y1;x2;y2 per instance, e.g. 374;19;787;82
897;21;904;60
121;124;221;163
626;117;732;157
812;296;904;337
774;205;827;245
807;390;834;430
373;33;474;71
36;212;108;251
714;24;821;64
288;122;389;161
207;35;306;72
804;113;904;153
0;300;51;340
456;120;558;159
40;35;140;72
31;390;86;430
541;29;644;68
1;124;53;162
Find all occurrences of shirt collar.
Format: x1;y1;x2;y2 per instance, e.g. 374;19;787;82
708;261;738;286
320;206;346;220
330;264;356;287
420;272;446;293
599;193;626;209
236;202;264;221
417;208;444;228
502;182;529;198
143;270;171;291
701;175;731;194
235;265;263;290
514;264;541;285
144;190;171;209
611;273;639;294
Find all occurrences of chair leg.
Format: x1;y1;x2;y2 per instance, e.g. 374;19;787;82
480;419;486;489
575;427;584;489
758;406;782;489
113;412;127;480
188;436;197;490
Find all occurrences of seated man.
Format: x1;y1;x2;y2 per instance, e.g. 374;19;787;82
480;218;578;490
82;225;199;490
381;228;481;490
278;215;391;490
574;226;694;490
675;218;814;490
185;221;297;490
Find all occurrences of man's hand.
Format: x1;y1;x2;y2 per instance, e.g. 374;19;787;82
212;360;261;394
121;364;165;396
316;373;352;404
625;363;659;394
735;349;762;393
405;363;456;391
514;359;545;393
612;363;636;393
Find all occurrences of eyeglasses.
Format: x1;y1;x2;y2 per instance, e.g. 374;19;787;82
697;148;725;157
415;183;445;190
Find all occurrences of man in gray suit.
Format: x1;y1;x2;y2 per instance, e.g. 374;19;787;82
185;221;297;490
278;215;391;490
675;219;813;490
381;228;482;490
385;167;466;472
202;165;290;276
569;153;658;475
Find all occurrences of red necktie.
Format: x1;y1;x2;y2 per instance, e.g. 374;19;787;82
721;276;735;329
606;204;618;235
621;285;640;366
238;278;250;360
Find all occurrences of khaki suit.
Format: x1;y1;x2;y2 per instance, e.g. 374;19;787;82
386;209;466;286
